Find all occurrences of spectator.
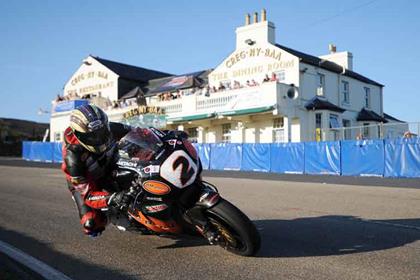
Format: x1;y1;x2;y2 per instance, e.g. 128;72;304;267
233;80;241;89
270;72;277;82
218;82;226;91
404;131;414;139
262;74;270;83
246;80;251;87
55;94;64;102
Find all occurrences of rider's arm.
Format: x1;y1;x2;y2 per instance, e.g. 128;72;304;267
110;122;131;141
62;144;109;209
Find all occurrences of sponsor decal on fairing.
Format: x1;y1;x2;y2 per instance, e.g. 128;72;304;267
145;204;168;213
142;180;171;195
142;165;160;174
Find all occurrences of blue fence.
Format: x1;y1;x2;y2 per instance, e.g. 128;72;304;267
22;141;63;163
23;139;420;178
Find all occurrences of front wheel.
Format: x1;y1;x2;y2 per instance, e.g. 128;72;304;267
206;198;260;256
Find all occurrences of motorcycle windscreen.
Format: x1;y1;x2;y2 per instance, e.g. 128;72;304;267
118;127;163;161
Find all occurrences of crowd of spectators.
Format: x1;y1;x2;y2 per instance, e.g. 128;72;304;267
156;72;279;102
53;72;280;108
53;91;142;112
53;91;80;103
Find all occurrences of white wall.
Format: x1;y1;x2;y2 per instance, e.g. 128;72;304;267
50;112;71;142
63;56;119;101
209;43;300;88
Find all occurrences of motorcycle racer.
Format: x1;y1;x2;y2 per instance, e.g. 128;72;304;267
61;104;133;237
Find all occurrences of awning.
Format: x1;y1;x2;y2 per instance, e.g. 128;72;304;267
219;106;275;117
145;69;211;96
304;97;345;113
120;86;144;100
357;108;387;123
168;113;215;123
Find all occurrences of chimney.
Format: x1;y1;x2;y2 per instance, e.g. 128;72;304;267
253;12;258;23
328;44;337;53
261;9;267;21
319;44;353;71
245;13;250;25
235;10;276;48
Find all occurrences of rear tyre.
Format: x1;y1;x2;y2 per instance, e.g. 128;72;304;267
206;198;260;256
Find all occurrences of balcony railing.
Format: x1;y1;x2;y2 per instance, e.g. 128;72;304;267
51;81;292;123
148;81;286;119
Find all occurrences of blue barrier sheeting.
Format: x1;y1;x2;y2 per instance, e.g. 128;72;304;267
194;143;211;170
242;144;270;172
341;140;384;177
53;142;63;163
28;142;54;162
304;141;341;175
384;138;420;178
210;143;242;170
270;143;304;174
22;141;30;160
22;138;420;178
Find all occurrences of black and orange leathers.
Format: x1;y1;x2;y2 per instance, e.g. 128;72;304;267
62;122;130;235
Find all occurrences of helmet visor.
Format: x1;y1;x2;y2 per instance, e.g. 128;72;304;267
74;125;110;147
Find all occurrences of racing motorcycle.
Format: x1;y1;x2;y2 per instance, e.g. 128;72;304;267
109;127;260;256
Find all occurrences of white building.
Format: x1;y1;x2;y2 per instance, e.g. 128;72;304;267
50;10;406;143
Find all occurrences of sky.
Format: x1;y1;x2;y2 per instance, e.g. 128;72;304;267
0;0;419;124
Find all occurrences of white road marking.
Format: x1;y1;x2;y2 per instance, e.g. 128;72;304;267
0;240;72;280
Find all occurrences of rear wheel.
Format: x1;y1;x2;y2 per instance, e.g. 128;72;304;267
206;198;260;256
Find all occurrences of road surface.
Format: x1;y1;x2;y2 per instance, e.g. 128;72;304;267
0;161;419;279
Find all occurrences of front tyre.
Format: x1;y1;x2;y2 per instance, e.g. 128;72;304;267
206;198;260;256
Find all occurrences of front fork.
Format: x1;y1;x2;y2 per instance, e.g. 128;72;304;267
184;181;220;240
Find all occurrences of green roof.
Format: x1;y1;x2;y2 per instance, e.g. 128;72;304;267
168;113;215;123
219;106;275;117
167;106;275;123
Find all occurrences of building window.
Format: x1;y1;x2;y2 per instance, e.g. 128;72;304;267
273;117;284;129
54;132;61;142
222;123;231;143
342;81;350;104
363;123;370;138
329;114;341;129
316;73;325;96
364;87;370;108
315;113;322;141
342;119;351;140
272;117;285;143
275;70;286;81
187;127;198;143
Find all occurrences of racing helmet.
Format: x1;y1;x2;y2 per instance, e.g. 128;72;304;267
69;104;111;154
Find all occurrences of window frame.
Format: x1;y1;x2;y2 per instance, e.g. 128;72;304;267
341;80;350;104
364;87;371;108
316;73;325;96
221;123;231;143
329;114;341;129
187;127;198;143
272;117;285;143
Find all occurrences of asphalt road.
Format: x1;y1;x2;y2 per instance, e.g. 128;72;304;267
0;161;420;279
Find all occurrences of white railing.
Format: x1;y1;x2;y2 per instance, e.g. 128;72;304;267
52;81;284;121
196;93;238;110
312;122;417;142
148;81;281;118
